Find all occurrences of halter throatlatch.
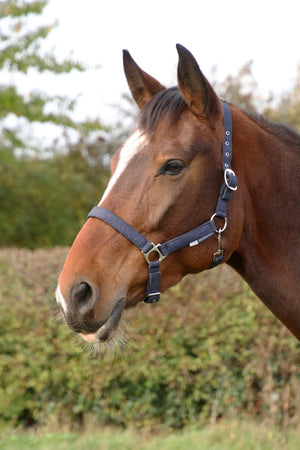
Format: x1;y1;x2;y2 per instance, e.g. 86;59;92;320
88;102;237;303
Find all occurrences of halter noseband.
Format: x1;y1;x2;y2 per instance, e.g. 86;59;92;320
88;102;237;303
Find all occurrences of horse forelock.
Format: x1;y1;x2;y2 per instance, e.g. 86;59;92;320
138;87;188;136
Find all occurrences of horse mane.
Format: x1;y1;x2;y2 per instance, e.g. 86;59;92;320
138;87;187;134
247;112;300;149
138;86;300;150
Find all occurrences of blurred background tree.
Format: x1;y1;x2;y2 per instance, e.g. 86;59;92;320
213;61;260;113
213;60;300;132
0;0;128;247
0;0;85;156
263;66;300;130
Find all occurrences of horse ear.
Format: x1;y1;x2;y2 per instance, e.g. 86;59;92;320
123;50;165;108
176;44;221;120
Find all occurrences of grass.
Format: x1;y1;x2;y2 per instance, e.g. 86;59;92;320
0;421;298;450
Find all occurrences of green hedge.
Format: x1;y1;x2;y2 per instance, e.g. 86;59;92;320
0;248;299;431
0;152;109;248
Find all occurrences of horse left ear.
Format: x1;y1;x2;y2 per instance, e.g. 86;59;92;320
176;44;221;121
123;50;165;108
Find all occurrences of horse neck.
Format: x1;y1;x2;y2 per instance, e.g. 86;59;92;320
228;107;300;339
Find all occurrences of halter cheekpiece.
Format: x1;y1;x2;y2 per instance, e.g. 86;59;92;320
88;102;237;303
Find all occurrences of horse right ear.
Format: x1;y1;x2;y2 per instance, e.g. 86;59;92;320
123;50;165;108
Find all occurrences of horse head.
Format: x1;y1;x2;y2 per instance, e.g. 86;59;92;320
56;45;243;343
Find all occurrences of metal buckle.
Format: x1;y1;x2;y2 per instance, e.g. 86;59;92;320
143;243;166;264
224;168;237;191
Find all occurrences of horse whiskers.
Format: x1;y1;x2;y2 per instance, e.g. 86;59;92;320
54;307;65;323
78;322;135;358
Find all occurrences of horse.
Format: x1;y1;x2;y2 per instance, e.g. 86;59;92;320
56;44;300;344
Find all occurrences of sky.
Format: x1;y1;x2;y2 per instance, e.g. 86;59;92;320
40;0;300;125
10;0;300;127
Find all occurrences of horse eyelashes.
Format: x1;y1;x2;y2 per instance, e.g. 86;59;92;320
159;160;186;176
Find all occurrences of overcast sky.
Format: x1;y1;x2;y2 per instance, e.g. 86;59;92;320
18;0;300;125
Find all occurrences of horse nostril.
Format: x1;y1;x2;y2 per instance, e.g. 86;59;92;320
71;281;98;316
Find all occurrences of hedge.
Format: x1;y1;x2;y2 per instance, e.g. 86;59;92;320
0;248;299;431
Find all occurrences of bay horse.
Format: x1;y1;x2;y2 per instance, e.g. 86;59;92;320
56;45;300;343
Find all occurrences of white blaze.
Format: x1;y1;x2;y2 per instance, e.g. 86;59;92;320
100;129;145;204
55;284;68;314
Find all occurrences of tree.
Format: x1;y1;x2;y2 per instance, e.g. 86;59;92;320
213;60;300;133
263;66;300;132
0;0;117;248
213;61;262;113
0;0;103;156
0;153;110;248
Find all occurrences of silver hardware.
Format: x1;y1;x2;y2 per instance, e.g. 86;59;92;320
224;163;229;168
210;213;227;233
143;243;166;264
225;141;229;146
224;168;237;191
225;152;230;157
225;130;230;136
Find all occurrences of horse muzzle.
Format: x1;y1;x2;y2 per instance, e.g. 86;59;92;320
56;280;125;342
81;299;125;342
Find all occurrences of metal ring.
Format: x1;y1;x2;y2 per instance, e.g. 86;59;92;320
210;213;227;233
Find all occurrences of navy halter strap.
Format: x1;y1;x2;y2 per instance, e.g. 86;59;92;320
88;101;237;303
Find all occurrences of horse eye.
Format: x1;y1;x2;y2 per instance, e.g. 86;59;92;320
161;160;186;176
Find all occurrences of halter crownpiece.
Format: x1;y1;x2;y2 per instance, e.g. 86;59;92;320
88;102;237;303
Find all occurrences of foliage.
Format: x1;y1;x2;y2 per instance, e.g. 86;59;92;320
263;66;300;131
0;0;83;74
0;0;105;155
213;62;261;113
214;60;300;134
0;1;128;249
0;149;110;248
0;248;299;433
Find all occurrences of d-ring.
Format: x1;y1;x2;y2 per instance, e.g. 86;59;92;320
210;213;227;233
224;168;238;191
